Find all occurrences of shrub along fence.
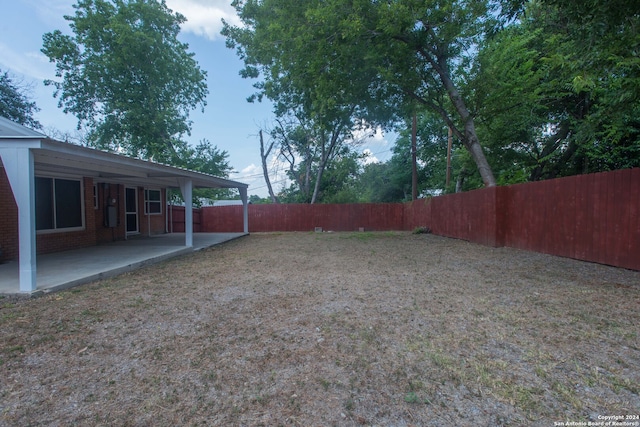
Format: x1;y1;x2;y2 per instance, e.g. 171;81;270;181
171;168;639;271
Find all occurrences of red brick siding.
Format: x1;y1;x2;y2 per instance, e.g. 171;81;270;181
1;170;169;261
0;162;18;262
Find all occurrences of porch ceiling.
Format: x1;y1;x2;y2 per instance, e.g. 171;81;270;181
30;138;246;190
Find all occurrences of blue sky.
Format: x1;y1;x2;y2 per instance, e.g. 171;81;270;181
0;0;393;197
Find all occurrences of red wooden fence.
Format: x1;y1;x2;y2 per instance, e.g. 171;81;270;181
169;206;202;232
499;169;640;271
170;168;640;271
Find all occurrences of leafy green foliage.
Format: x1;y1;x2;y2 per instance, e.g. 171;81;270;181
0;70;41;129
224;0;500;188
42;0;208;164
470;0;640;181
172;139;235;205
357;161;410;203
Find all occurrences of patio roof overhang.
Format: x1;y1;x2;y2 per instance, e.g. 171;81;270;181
0;117;249;293
1;137;248;191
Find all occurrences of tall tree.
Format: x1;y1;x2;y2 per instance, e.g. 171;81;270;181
258;129;279;203
540;0;640;171
0;70;42;129
172;139;235;204
471;0;640;181
42;0;208;164
223;0;499;188
258;113;367;204
224;1;378;203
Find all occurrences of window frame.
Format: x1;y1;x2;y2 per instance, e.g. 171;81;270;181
144;188;162;215
93;183;99;209
35;175;86;234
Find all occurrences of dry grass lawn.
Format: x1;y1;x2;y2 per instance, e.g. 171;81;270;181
1;232;639;426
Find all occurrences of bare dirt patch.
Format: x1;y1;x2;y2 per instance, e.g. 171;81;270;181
1;232;639;426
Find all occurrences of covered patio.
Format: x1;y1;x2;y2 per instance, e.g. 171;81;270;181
0;232;246;295
0;117;250;294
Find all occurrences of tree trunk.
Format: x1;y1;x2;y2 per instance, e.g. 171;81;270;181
310;127;341;204
432;53;497;187
463;119;496;187
310;147;325;204
259;130;279;203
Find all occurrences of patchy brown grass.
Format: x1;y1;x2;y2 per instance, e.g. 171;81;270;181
1;232;639;426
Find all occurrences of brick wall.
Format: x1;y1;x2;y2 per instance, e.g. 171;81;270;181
0;162;18;262
0;172;170;261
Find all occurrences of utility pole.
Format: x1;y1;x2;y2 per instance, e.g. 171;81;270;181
446;127;452;189
411;112;418;200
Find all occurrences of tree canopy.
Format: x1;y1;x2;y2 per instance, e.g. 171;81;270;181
223;0;502;187
470;0;640;183
225;0;639;200
0;70;42;129
42;0;208;164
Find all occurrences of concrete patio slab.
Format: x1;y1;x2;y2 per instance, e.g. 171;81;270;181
0;233;247;296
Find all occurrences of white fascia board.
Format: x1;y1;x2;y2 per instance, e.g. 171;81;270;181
39;139;248;190
0;139;43;149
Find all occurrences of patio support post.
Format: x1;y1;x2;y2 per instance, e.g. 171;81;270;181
0;147;37;292
178;178;193;247
239;186;248;234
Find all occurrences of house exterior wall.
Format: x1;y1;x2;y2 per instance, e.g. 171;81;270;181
135;187;167;236
94;182;127;244
0;167;169;262
0;163;18;262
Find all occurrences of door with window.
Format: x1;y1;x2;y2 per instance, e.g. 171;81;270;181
125;187;138;234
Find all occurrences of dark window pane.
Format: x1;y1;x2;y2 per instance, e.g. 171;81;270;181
148;190;160;201
35;177;54;230
126;213;137;232
126;188;136;212
148;202;161;214
145;189;161;214
55;179;82;228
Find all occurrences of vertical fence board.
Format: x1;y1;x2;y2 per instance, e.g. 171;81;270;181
609;169;630;267
626;169;640;270
573;173;592;262
602;171;616;265
554;176;577;258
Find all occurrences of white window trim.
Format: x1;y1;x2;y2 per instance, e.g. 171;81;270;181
144;188;162;215
35;175;86;234
93;183;99;209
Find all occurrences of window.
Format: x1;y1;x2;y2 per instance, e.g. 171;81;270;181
35;177;84;231
144;189;162;215
93;184;99;209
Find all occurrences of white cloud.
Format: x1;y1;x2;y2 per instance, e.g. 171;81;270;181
165;0;241;40
237;163;260;176
231;155;292;198
368;126;386;143
0;44;54;81
350;125;390;147
362;149;379;165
